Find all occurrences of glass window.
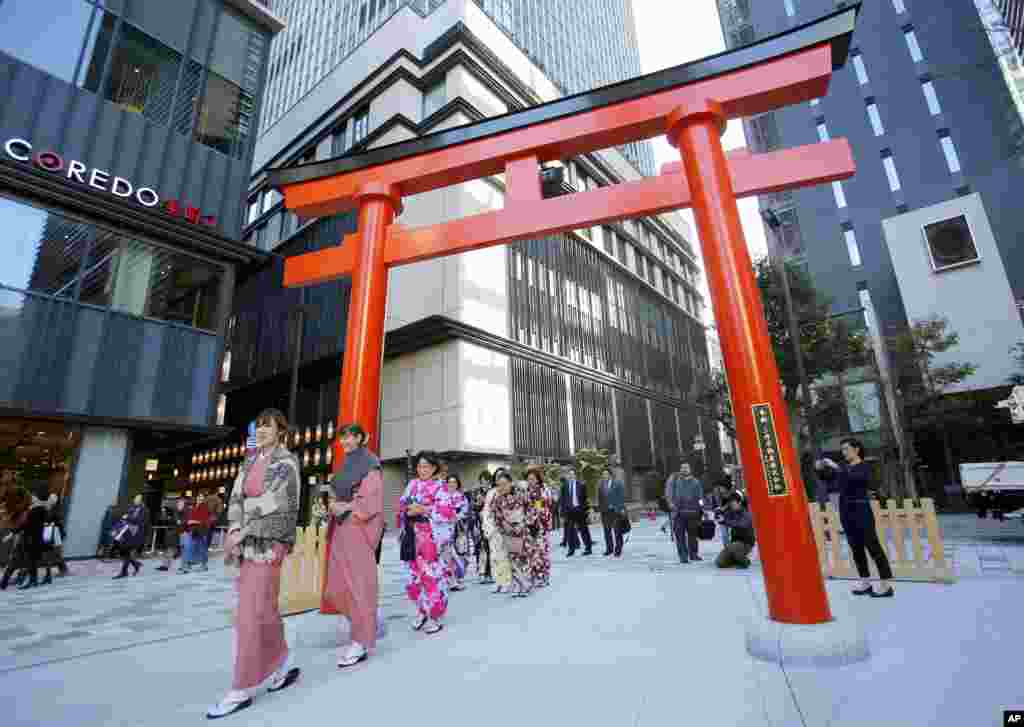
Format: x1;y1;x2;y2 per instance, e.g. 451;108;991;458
866;103;885;136
209;8;260;87
783;0;796;17
247;194;262;224
832;181;848;209
844;228;862;267
882;155;901;192
350;107;370;147
0;193;222;330
173;60;205;135
100;24;182;126
922;81;942;115
332;120;350;155
816;122;830;142
904;30;924;63
892;0;906;12
262;189;282;214
194;70;255;159
940;135;962;173
0;197;89;298
0;0;105;86
852;54;869;85
422;78;446;119
924;215;979;271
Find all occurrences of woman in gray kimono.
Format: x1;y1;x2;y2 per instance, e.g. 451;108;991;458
207;409;302;720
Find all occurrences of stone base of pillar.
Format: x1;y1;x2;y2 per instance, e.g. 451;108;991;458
744;594;870;668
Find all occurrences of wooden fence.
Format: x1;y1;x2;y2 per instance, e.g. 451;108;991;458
810;497;954;583
279;525;329;615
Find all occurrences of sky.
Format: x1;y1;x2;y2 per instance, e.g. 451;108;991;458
632;0;769;332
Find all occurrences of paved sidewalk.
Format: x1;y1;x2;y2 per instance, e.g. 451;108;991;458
2;521;1022;726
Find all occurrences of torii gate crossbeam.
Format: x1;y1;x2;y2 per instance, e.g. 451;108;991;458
268;5;862;625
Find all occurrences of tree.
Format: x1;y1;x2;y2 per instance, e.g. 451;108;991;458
698;258;865;455
574;447;611;503
888;316;978;499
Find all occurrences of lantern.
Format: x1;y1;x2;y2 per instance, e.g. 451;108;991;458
327;421;335;440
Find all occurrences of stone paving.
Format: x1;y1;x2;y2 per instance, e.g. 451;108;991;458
1;518;1022;726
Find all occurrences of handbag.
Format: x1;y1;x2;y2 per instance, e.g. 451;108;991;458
618;512;632;534
698;513;716;541
399;520;417;562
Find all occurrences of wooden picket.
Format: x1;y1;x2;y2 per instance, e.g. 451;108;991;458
279;525;328;615
809;497;954;583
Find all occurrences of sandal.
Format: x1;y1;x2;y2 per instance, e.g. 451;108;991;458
869;587;895;598
267;667;301;693
206;696;253;720
411;613;427;631
424;621;444;635
851;585;874;596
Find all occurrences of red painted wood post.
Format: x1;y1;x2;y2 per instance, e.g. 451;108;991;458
667;100;831;625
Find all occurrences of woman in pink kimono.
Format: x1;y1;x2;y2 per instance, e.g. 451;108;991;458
525;469;553;587
444;475;470;592
208;409;301;720
324;423;384;668
398;451;456;634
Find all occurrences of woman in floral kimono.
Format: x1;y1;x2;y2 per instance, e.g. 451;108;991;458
481;471;512;594
207;409;301;720
398;451;456;634
525;469;553;587
492;472;533;597
444;474;472;591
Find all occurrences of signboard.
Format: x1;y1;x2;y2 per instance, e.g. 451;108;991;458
145;459;159;472
4;138;217;229
752;403;789;497
246;421;258;453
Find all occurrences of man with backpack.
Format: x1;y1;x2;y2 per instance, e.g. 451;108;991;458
665;464;704;564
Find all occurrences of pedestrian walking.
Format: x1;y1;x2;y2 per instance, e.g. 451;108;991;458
445;475;470;592
324;423;384;669
559;468;593;556
482;472;512;593
816;438;894;598
112;495;148;579
597;468;627;557
715;492;756;569
158;500;187;572
1;487;41;590
184;494;213;572
398;451;456;634
665;464;704;564
475;472;494;583
207;408;301;719
492;472;533;597
525;468;552;587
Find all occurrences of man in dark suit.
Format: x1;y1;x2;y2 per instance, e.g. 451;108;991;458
597;468;627;557
560;468;593;556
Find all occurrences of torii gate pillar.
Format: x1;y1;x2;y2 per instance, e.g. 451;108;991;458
669;100;830;624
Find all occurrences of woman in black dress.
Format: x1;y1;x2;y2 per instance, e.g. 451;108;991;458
817;438;894;598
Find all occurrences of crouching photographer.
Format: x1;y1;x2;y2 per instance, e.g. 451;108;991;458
715;493;756;569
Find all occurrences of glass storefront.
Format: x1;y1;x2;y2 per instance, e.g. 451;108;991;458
0;193;225;331
0;419;81;504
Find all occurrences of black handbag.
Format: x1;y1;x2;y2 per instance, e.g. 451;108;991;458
618;512;632;534
698;513;716;541
399;521;417;562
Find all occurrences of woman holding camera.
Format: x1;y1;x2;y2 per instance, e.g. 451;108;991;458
816;438;894;598
399;451;456;634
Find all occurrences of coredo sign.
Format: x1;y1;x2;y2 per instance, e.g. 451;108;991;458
4;138;217;228
5;138;159;207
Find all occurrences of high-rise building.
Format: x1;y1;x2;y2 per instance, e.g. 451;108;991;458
0;0;284;557
260;0;655;175
223;0;718;522
717;1;1024;482
993;0;1024;60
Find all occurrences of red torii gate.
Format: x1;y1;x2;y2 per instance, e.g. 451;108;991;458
268;6;860;624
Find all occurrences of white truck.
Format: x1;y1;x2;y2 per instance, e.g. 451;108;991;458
960;462;1024;519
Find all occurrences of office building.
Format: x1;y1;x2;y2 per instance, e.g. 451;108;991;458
0;0;283;556
221;0;719;522
717;0;1024;484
